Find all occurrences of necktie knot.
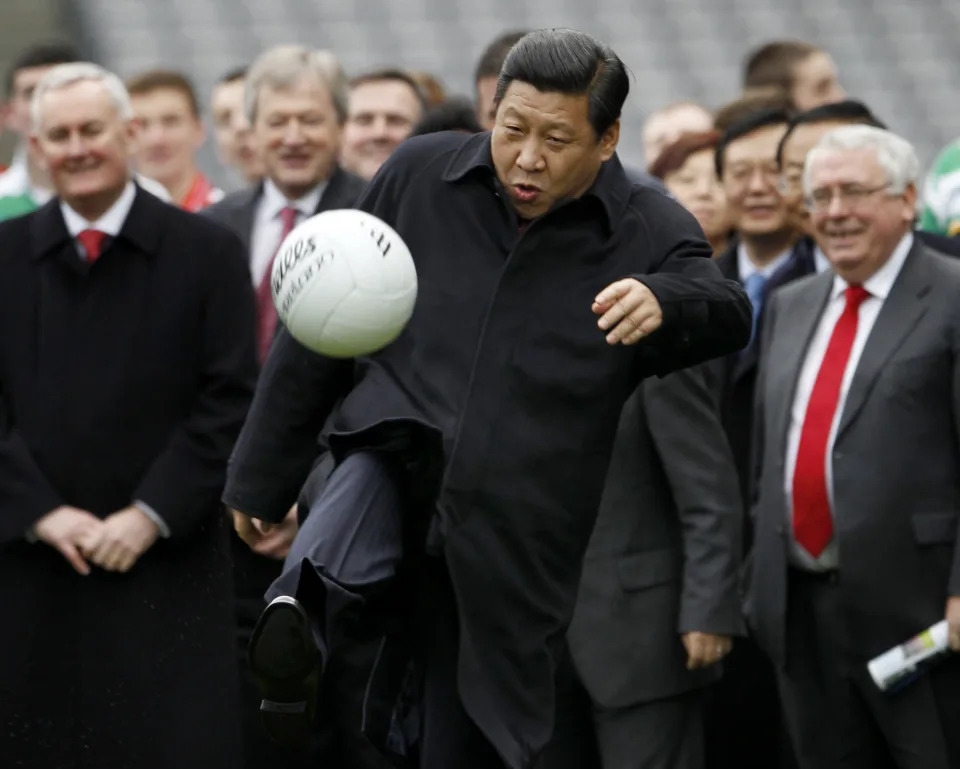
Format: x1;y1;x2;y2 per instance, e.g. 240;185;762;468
279;206;299;233
845;284;870;310
78;228;106;262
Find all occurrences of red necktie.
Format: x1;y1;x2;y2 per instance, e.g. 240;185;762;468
792;284;871;556
256;206;299;363
78;229;107;262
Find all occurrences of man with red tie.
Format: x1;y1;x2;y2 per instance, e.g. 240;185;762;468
748;124;960;768
0;62;257;768
202;43;365;769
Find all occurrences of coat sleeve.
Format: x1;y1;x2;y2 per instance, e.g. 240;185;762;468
630;196;752;376
220;165;403;523
642;364;746;637
134;230;259;537
0;388;63;543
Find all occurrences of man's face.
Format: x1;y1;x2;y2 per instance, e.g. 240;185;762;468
211;78;263;182
809;147;915;284
721;123;792;237
490;80;618;220
130;87;203;186
779;120;849;234
791;52;845;111
641;104;713;169
251;74;341;199
31;79;135;210
341;80;423;180
475;75;498;131
6;65;58;136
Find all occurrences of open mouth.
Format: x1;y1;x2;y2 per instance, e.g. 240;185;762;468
513;183;541;202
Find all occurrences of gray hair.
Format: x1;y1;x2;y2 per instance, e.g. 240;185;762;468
803;124;919;197
244;45;348;124
31;62;133;132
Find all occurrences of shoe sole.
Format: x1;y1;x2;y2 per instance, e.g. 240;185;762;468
248;596;321;748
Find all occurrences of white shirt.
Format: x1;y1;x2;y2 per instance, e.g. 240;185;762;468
250;179;325;286
60;179;170;537
61;180;137;252
784;233;914;570
813;244;832;275
737;242;793;282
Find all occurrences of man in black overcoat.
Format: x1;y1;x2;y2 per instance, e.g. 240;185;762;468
228;30;752;769
0;63;257;768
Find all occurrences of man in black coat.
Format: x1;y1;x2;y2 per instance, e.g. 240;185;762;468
541;363;744;769
0;63;257;768
202;44;366;769
227;30;751;769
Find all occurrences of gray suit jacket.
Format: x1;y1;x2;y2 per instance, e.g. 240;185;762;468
747;242;960;667
567;363;745;709
201;166;367;250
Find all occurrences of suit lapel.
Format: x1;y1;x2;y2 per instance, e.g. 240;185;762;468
770;273;834;453
315;166;356;214
835;245;932;438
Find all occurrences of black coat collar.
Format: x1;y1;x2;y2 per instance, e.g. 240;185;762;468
31;183;168;259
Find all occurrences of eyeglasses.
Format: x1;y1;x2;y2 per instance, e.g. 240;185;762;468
805;183;892;212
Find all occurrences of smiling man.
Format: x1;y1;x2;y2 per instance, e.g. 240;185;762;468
749;124;960;769
127;69;223;210
0;62;257;769
226;28;750;769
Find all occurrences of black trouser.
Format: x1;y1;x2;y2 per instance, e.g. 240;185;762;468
268;451;413;767
777;570;960;769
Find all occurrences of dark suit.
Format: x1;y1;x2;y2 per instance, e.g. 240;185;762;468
0;187;257;768
203;165;366;769
706;238;806;769
545;364;743;769
749;242;960;769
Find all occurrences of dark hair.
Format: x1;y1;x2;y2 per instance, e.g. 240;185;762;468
649;130;721;180
713;89;793;133
715;107;791;178
743;40;820;94
411;97;483;136
775;99;886;167
495;28;629;138
409;70;446;107
126;68;201;118
216;66;247;86
474;30;529;83
349;67;427;113
5;42;82;96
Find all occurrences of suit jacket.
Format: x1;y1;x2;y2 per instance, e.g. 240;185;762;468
202;165;367;252
0;187;258;767
747;242;960;667
567;364;744;709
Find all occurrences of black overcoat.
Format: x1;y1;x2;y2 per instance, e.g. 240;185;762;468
224;132;751;768
0;187;258;768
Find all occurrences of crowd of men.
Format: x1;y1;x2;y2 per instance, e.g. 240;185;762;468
0;26;958;769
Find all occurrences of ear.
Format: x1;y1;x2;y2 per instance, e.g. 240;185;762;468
598;118;620;162
28;133;50;173
902;182;918;223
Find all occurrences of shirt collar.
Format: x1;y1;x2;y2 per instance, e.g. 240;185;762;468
262;177;325;219
812;244;832;274
737;241;793;281
829;232;914;300
441;131;632;233
60;181;136;237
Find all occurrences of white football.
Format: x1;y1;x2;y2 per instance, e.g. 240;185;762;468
271;209;418;358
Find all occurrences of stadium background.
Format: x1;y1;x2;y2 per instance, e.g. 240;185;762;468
2;0;957;189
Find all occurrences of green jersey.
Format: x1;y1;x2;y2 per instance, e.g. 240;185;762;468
921;139;960;236
0;192;38;222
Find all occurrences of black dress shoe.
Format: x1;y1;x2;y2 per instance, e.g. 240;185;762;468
248;596;323;749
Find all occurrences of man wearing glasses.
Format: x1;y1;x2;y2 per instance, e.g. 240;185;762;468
748;125;960;769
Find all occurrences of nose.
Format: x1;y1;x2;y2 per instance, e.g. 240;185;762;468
746;168;773;194
66;132;87;157
516;138;545;172
282;118;306;145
